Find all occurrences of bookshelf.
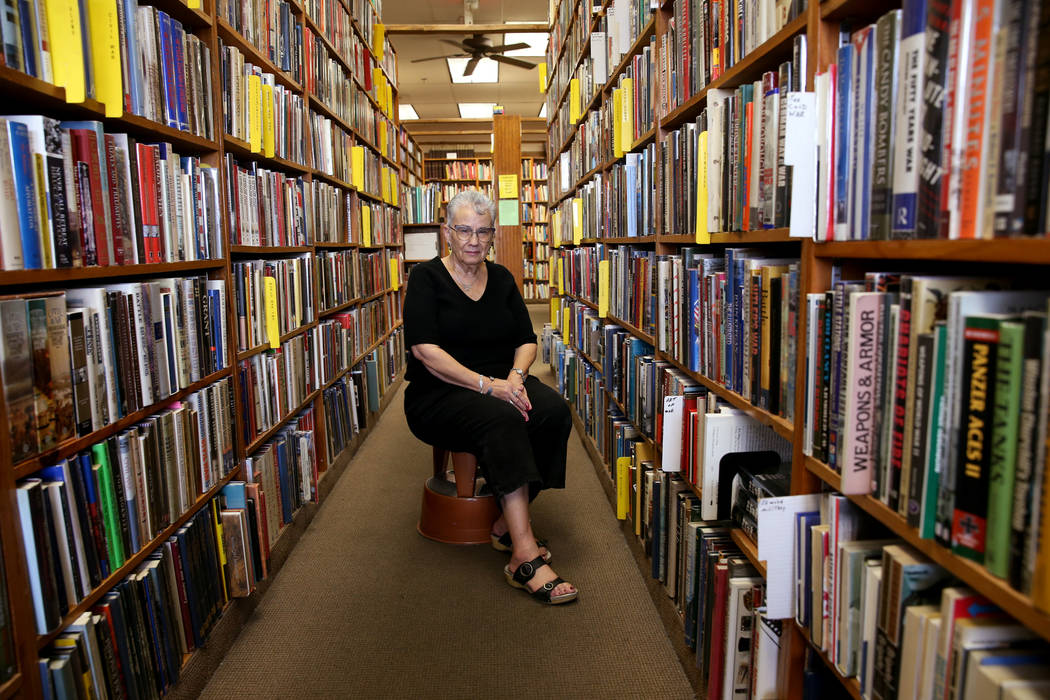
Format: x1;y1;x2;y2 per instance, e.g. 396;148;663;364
521;155;551;302
423;153;495;206
0;0;408;694
545;0;1050;698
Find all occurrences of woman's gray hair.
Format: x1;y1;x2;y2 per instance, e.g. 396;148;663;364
446;189;497;226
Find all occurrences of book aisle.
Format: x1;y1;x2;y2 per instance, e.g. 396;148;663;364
0;0;1048;695
0;0;409;694
542;0;1050;698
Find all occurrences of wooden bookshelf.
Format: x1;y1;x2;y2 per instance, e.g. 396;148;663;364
543;0;1050;696
0;0;409;694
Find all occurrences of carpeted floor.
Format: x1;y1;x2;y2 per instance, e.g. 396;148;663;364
198;308;694;699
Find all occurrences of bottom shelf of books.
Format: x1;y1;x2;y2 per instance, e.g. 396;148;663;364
543;323;1050;700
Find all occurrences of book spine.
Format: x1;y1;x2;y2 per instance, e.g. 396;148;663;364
888;284;913;508
890;0;929;239
870;11;900;240
985;321;1024;577
841;293;880;493
951;316;999;562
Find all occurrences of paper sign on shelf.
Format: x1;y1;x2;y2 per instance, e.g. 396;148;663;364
389;258;399;290
498;174;519;199
696;131;710;243
660;395;684;471
539;62;547;93
264;277;280;349
262;84;275;158
373;23;385;59
612;89;623;158
598;260;609;318
248;74;262;152
757;494;821;619
48;0;86;102
621;78;634;150
351;146;364;189
498;199;519;225
785;92;817;239
89;0;122;117
572;198;583;244
361;206;372;247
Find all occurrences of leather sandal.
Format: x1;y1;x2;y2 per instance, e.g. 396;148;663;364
503;556;578;605
490;531;552;563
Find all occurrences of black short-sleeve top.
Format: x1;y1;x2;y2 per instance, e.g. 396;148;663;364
403;257;537;391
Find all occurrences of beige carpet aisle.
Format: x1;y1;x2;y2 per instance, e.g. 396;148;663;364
199;308;694;699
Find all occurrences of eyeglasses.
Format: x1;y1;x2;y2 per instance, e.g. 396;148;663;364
446;224;496;242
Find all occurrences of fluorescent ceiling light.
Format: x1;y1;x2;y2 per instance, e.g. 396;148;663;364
399;103;419;120
503;33;548;56
458;103;497;118
447;57;499;83
538;103;547;118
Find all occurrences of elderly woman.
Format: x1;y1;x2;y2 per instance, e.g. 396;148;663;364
403;190;577;605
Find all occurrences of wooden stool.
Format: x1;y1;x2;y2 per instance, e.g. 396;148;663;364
417;447;500;544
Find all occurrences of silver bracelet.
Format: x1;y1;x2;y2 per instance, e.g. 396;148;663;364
478;375;485;393
511;368;527;380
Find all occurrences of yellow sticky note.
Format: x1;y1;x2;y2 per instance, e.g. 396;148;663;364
621;77;634;149
616;457;630;519
89;0;122;117
361;205;372;247
264;276;279;348
569;78;580;123
262;84;275;158
248;74;262;152
612;89;623;158
389;258;399;290
48;0;86;102
351;146;364;189
696;131;710;244
498;174;518;199
539;62;547;93
373;23;385;59
572;198;582;244
598;260;609;318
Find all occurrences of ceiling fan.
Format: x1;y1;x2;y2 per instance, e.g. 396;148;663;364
411;34;537;76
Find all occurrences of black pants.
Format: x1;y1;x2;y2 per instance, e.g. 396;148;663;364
404;376;571;501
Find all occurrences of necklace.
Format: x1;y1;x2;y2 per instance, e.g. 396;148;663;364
445;258;481;293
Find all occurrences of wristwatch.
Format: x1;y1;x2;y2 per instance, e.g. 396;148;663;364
511;368;527;380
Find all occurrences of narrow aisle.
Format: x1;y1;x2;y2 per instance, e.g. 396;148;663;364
199;309;693;699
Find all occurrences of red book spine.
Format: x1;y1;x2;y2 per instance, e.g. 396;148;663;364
136;144;162;264
706;561;730;700
71;130;111;267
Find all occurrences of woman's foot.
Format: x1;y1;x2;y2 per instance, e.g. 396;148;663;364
506;553;576;599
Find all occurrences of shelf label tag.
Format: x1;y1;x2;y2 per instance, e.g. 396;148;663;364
696;131;710;244
362;205;372;247
621;78;634;150
598;260;609;318
248;75;262;152
49;0;86;102
557;258;564;295
89;0;123;117
539;62;547;93
373;23;385;59
264;276;279;349
352;146;365;189
612;89;623;158
262;84;275;158
389;258;399;290
616;457;630;519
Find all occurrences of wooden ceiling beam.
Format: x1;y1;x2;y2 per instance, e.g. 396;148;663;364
386;23;549;35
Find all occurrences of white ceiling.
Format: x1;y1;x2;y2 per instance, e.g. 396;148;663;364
384;0;550;121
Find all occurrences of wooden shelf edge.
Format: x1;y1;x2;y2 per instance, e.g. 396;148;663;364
803;457;1050;642
244;388;322;455
810;238;1050;263
730;528;767;578
0;259;225;287
12;367;234;479
794;623;864;700
36;469;240;649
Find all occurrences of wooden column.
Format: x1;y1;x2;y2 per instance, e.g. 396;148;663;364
491;115;524;289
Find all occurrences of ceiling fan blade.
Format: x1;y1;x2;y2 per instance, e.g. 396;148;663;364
463;56;480;77
411;54;468;63
485;42;530;53
490;54;536;69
